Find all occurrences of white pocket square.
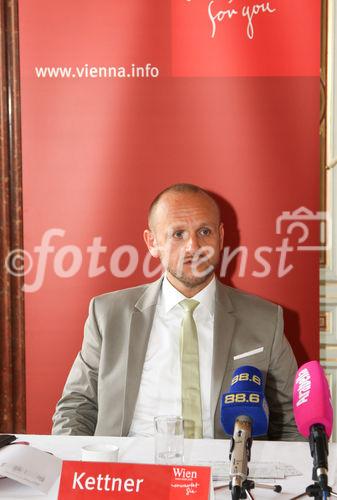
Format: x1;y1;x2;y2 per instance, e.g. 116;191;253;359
233;347;264;361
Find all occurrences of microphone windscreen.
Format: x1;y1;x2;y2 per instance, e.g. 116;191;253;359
293;361;333;439
221;365;269;436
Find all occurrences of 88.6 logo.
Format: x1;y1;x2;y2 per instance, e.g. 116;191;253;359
224;393;260;404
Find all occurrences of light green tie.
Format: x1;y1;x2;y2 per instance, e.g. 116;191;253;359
179;299;203;439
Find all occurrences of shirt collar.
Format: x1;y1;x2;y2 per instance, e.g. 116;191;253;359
160;274;216;316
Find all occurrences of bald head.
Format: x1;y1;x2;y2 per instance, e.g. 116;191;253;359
148;183;220;231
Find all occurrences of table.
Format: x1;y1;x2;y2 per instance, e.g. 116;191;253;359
0;435;337;499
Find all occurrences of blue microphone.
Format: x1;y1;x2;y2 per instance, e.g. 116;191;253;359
221;365;269;436
221;366;269;499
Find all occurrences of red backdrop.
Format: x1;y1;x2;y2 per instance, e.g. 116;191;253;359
18;0;321;433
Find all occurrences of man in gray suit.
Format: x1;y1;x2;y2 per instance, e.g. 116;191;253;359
52;183;299;440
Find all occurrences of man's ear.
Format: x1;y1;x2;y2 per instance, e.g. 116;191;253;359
143;229;159;258
219;222;224;250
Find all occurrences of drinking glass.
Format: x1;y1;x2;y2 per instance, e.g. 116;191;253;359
154;415;184;465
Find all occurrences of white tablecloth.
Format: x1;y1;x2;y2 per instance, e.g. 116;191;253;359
0;434;337;499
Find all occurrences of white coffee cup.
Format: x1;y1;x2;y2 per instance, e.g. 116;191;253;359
81;443;119;462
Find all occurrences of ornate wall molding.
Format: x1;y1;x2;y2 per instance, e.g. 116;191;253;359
320;0;337;442
0;0;26;432
320;365;337;441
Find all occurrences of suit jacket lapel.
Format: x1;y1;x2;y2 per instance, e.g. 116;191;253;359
122;277;163;436
211;281;236;421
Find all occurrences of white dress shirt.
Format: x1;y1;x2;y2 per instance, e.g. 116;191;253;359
128;275;215;438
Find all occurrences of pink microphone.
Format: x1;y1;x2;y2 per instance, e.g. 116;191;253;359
293;360;333;439
293;360;334;493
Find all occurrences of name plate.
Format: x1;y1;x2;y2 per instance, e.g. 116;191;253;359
58;461;211;499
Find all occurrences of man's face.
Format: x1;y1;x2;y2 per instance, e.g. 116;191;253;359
144;191;224;290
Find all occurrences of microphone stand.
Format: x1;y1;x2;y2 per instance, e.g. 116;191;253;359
215;479;282;499
225;417;282;500
290;425;337;500
291;487;337;500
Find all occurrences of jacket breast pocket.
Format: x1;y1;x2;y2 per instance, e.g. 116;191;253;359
225;349;269;391
230;347;267;367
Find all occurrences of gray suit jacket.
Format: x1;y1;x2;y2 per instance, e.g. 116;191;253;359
52;278;300;440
